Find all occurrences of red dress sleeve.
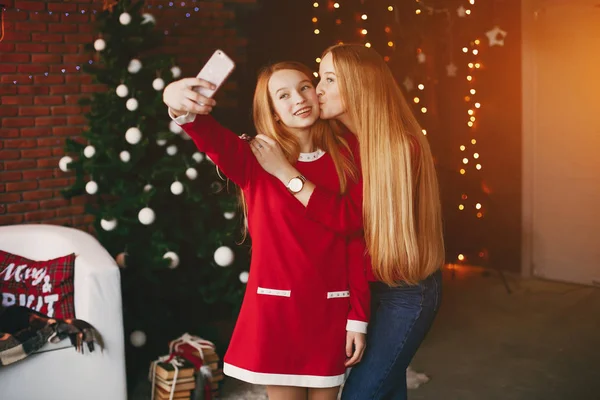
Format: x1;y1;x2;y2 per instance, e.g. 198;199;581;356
180;114;255;189
346;235;371;333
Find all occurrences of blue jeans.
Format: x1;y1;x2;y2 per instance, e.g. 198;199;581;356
341;269;442;400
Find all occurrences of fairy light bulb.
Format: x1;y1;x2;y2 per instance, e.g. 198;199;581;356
361;14;367;20
313;2;319;7
466;9;471;15
474;153;480;159
312;17;318;22
361;29;368;35
462;47;468;53
475;203;482;209
473;49;479;55
316;57;321;63
470;89;476;95
475;102;481;108
365;42;371;48
468;109;474;115
460;169;466;175
463;158;469;164
467;75;473;81
385;27;391;33
470;0;475;4
468;121;474;127
313;72;319;78
421;107;427;113
458;254;465;261
476;164;482;170
474;39;481;45
470;116;476;122
413;97;420;103
459;205;465;210
388;6;394;11
333;2;340;8
422;129;427;135
468;62;474;68
388;41;394;47
418;84;425;90
314;29;320;34
460;145;466;151
416;9;422;14
475;63;481;68
477;212;483;218
471;139;477;144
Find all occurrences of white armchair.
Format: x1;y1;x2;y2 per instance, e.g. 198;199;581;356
0;224;126;400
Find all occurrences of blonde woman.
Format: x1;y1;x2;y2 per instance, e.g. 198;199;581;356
162;61;370;400
251;44;444;399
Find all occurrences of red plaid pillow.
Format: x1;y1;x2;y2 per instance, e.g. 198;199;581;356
0;250;76;319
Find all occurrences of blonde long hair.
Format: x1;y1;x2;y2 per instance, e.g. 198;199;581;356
239;61;358;236
324;44;444;285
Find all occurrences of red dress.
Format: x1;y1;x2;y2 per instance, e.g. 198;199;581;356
176;114;370;388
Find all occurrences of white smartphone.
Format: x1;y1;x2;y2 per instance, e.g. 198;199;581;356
194;49;236;98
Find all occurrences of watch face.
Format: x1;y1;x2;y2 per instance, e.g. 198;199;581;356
288;177;303;192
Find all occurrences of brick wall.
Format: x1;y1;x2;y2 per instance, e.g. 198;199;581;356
0;0;256;229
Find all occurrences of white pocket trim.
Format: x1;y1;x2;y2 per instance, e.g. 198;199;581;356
327;290;350;299
257;287;291;297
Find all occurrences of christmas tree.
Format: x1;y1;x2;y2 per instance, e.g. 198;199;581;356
58;0;249;385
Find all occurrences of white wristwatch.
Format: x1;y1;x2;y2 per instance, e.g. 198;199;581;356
286;175;306;194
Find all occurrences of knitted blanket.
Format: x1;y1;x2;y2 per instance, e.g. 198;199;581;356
0;304;103;367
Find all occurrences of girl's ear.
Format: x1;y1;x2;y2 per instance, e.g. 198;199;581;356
273;114;280;122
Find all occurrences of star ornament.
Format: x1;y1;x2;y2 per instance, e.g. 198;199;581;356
446;63;458;77
457;6;467;17
486;26;508;47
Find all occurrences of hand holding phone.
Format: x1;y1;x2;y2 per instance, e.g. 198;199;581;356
194;49;236;98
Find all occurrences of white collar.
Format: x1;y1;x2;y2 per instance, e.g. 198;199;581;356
298;149;326;162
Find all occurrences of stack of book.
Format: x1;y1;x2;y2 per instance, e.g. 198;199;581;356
151;358;196;400
168;336;224;398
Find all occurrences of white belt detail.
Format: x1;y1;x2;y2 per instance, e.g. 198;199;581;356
327;291;350;299
257;287;291;297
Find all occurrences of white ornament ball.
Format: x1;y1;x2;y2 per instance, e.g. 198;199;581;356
156;139;167;146
138;207;156;225
116;84;129;98
93;38;106;51
166;145;178;156
130;330;146;347
120;151;131;162
239;271;249;284
85;180;98;195
100;218;118;231
141;13;156;25
171;66;182;78
119;12;132;25
163;251;180;269
125;127;142;144
180;132;192;141
128;59;142;74
170;181;184;195
214;246;235;267
143;184;153;192
83;145;96;158
152;78;165;91
192;152;204;163
185;167;198;180
126;98;138;111
58;156;73;172
169;120;182;134
224;211;235;220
